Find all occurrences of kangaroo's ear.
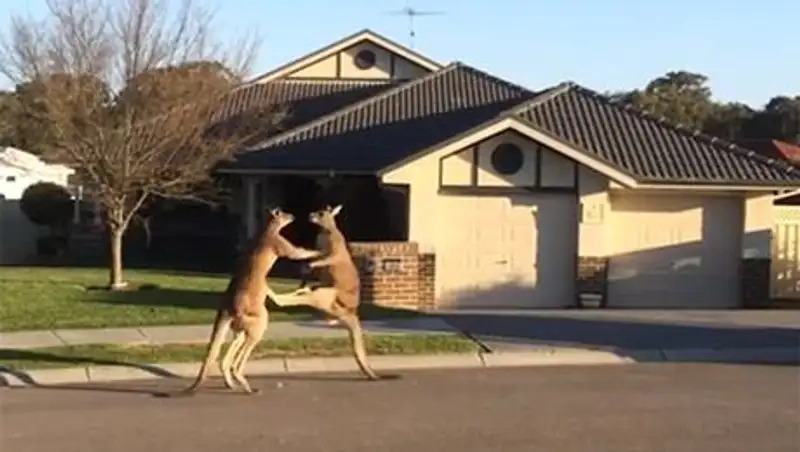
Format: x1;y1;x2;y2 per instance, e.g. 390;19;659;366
329;204;342;217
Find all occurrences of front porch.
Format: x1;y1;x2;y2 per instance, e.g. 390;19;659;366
229;172;409;245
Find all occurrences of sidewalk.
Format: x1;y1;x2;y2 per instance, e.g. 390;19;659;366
2;314;799;388
0;317;460;350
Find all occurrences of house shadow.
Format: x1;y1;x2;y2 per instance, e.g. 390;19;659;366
0;349;369;396
81;283;222;311
0;348;180;395
79;281;410;322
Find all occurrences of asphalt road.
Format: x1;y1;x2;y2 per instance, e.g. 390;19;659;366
2;364;799;452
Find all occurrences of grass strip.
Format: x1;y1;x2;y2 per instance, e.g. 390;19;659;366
0;266;421;331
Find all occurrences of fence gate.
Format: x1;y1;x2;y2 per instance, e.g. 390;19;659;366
772;206;800;299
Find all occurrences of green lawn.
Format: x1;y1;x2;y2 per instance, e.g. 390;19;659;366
0;267;422;332
0;334;477;370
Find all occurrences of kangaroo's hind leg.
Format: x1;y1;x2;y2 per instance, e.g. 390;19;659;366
231;310;268;394
306;288;380;381
220;329;247;390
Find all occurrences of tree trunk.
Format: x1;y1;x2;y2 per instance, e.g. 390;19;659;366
108;226;127;290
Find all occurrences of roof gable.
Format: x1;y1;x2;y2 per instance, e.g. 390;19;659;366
249;29;443;84
516;83;800;185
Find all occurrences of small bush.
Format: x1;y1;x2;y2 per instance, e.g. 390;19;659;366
20;182;73;227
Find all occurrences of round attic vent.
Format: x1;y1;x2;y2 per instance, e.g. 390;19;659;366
490;143;524;175
353;49;377;70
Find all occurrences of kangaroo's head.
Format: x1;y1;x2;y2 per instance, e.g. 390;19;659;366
309;204;342;231
265;207;295;232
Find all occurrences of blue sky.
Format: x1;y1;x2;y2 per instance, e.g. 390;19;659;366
1;0;797;109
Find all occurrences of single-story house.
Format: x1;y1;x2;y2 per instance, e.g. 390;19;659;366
212;28;800;310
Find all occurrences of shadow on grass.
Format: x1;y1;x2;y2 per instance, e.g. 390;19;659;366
12;256;238;277
83;284;222;311
13;254;306;280
80;282;424;321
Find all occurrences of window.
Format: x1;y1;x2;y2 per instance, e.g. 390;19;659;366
490;143;524;175
353;49;377;70
5;176;16;182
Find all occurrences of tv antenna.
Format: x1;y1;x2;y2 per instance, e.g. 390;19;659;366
385;3;446;49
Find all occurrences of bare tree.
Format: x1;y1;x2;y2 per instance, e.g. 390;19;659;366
0;0;284;289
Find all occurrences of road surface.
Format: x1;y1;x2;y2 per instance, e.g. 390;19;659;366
2;363;798;452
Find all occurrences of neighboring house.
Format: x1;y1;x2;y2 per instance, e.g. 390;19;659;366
0;146;76;264
210;29;800;309
0;147;74;200
740;139;800;164
741;139;800;301
740;139;800;204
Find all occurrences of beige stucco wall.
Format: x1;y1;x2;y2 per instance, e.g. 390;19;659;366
287;54;338;78
577;166;610;257
599;190;772;260
383;131;588;300
742;192;774;259
576;173;774;262
386;130;587;250
280;41;429;80
607;191;743;254
383;150;439;254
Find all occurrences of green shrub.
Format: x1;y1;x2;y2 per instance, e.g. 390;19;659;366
20;181;73;227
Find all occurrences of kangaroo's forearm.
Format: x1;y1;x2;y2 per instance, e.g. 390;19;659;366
286;246;323;260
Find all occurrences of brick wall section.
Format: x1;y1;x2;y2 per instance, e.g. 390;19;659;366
349;241;423;309
741;258;771;308
577;256;609;307
418;253;436;309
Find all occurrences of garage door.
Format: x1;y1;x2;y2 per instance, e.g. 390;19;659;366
437;192;578;308
607;194;743;308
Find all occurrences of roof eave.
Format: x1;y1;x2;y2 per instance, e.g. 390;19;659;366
214;166;376;176
631;179;800;191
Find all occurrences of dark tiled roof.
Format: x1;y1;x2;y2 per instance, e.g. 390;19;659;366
220;66;799;185
516;83;800;184
224;63;536;172
213;79;399;135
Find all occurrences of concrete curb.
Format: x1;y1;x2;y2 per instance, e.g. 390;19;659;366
1;347;798;388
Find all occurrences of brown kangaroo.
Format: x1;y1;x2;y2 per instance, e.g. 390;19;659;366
176;207;323;395
296;227;340;325
276;204;383;380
